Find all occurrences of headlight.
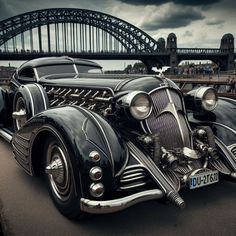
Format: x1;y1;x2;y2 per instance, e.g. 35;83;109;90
201;88;217;111
193;87;218;111
185;87;218;112
117;91;152;120
130;92;152;120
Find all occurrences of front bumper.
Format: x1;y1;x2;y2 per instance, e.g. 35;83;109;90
80;189;164;214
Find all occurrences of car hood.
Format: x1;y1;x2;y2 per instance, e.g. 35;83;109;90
40;73;179;93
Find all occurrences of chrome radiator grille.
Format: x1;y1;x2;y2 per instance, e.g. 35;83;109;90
145;88;191;150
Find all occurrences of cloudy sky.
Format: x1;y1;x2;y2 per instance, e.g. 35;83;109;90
0;0;235;68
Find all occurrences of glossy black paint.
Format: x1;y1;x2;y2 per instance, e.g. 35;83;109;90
119;76;178;93
13;105;127;198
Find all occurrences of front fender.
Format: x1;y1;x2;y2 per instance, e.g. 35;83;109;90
188;97;236;146
13;105;127;198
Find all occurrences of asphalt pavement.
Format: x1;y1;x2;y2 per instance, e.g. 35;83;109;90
0;138;236;236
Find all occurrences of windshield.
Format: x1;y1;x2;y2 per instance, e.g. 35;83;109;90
36;64;103;78
36;64;75;78
76;65;103;74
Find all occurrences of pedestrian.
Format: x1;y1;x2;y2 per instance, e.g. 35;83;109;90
226;76;231;93
231;77;235;93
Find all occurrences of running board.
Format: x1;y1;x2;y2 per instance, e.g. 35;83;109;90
0;128;13;143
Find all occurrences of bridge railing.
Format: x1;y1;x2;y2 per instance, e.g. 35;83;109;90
177;48;229;54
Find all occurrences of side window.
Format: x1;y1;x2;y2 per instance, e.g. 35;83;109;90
18;67;36;81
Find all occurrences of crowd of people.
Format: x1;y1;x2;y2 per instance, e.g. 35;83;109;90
173;64;220;76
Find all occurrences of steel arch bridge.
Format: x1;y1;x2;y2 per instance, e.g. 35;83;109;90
0;8;235;71
0;8;159;53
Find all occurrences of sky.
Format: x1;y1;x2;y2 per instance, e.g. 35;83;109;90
0;0;235;69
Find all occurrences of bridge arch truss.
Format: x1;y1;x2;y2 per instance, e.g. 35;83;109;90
0;8;159;53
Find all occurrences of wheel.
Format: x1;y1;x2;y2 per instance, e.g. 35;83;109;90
44;134;87;219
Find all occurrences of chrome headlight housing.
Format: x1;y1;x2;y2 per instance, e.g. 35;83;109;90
201;88;218;111
186;87;218;111
116;91;152;120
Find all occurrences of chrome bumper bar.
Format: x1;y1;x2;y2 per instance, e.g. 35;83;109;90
80;189;164;214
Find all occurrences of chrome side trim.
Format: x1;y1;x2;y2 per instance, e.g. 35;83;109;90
0;129;12;143
80;189;164;214
33;68;40;82
73;64;79;74
24;85;35;116
34;83;48;110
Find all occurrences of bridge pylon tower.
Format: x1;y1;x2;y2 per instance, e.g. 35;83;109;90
220;33;235;71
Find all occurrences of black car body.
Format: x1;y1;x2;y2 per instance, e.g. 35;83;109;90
0;56;236;219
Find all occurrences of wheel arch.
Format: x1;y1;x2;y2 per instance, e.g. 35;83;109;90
31;129;53;176
13;83;49;130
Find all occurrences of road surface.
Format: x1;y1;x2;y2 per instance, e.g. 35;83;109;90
0;139;236;236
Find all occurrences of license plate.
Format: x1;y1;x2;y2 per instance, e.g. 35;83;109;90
189;170;219;189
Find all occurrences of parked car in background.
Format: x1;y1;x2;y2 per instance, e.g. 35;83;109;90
0;56;236;219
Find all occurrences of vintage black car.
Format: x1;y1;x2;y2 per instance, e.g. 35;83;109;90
0;56;236;219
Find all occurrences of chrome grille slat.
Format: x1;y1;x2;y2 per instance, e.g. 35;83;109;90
119;165;148;190
120;175;146;183
120;182;148;190
229;145;236;160
122;168;145;176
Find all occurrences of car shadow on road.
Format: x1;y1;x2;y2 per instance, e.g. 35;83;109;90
71;181;236;235
8;164;236;236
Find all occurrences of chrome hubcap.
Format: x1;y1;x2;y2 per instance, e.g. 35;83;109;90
45;158;64;184
13;97;27;130
45;143;71;201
